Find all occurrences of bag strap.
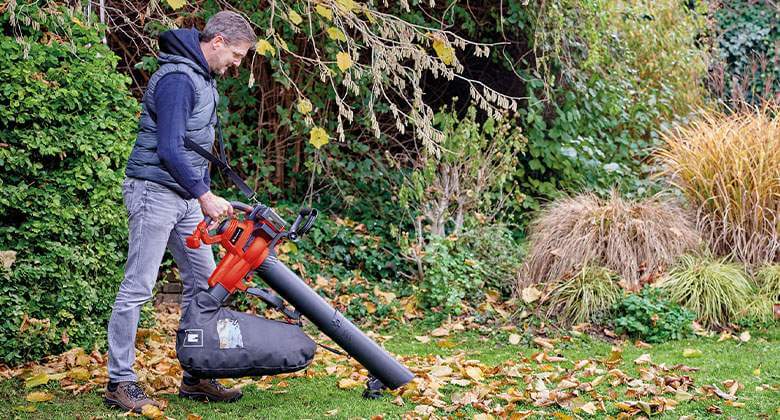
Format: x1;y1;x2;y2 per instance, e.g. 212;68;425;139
183;88;256;199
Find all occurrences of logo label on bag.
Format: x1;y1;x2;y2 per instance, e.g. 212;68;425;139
183;329;204;347
217;318;244;349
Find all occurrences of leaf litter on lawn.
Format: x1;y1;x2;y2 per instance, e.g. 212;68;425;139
0;303;751;419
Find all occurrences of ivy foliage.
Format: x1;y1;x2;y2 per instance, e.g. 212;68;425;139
714;0;779;105
0;4;139;363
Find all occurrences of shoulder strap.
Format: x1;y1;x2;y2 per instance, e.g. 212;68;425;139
184;87;256;200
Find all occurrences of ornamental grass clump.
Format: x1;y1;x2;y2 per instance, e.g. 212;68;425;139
518;192;701;291
658;107;780;266
541;265;624;326
657;255;752;328
755;265;780;302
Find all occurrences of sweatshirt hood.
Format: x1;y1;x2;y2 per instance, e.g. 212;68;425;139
158;28;211;78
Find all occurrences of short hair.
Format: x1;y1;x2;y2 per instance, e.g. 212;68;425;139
201;11;256;45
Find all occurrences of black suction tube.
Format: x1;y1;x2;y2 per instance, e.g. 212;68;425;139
256;255;414;390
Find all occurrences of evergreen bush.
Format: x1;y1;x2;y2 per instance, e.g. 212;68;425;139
0;4;138;363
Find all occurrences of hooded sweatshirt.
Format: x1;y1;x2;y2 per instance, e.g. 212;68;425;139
153;28;214;199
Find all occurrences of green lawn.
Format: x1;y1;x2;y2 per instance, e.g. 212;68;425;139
1;322;779;419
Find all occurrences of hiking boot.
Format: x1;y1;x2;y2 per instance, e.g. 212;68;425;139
104;381;160;413
179;378;243;403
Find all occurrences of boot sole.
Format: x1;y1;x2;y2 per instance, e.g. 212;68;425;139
104;396;142;413
178;390;243;403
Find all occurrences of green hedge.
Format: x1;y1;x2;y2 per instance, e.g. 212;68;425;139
0;5;138;364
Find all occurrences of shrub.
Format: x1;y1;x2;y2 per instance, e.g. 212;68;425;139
657;255;752;328
613;287;695;343
518;192;701;291
541;265;623;326
415;236;487;314
658;107;780;266
456;225;523;296
0;5;138;363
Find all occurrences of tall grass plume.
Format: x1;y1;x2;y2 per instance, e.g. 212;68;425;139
518;192;701;291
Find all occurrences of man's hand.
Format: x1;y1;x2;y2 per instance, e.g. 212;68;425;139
198;191;234;221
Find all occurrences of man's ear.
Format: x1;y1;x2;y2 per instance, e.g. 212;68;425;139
211;34;226;50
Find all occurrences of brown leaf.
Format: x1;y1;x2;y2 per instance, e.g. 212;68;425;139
465;366;483;380
706;405;723;414
431;327;450;337
186;414;203;420
414;335;431;343
337;378;363;389
634;354;652;365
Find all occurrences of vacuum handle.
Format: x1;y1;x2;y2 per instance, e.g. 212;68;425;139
289;208;318;241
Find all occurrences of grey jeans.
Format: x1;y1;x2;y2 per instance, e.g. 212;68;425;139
107;177;215;382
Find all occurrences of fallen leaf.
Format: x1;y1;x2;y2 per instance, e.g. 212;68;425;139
13;405;37;413
25;373;50;389
67;367;90;382
414;335;431;343
431;327;450;337
324;409;339;416
738;331;751;342
508;334;521;345
521;286;542;304
26;392;53;402
141;404;164;419
337;378;363;389
429;365;453;377
634;354;652;365
187;414;203;420
465;366;483;380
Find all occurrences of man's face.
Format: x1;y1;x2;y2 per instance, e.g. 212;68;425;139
209;35;252;75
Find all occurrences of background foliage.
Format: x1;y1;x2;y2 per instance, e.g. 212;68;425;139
0;5;138;363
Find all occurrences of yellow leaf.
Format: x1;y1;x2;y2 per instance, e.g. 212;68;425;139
288;10;303;25
275;35;289;52
753;368;761;376
67;367;90;382
255;39;276;57
165;0;186;10
13;405;37;413
327;27;347;42
316;5;333;21
24;373;49;389
363;8;376;24
432;37;454;65
297;98;313;115
309;127;330;149
279;241;298;254
337;378;363;389
26;391;53;402
336;51;352;71
142;404;164;419
683;348;702;358
336;0;357;13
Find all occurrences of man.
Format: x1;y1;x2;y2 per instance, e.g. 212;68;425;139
104;11;256;412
